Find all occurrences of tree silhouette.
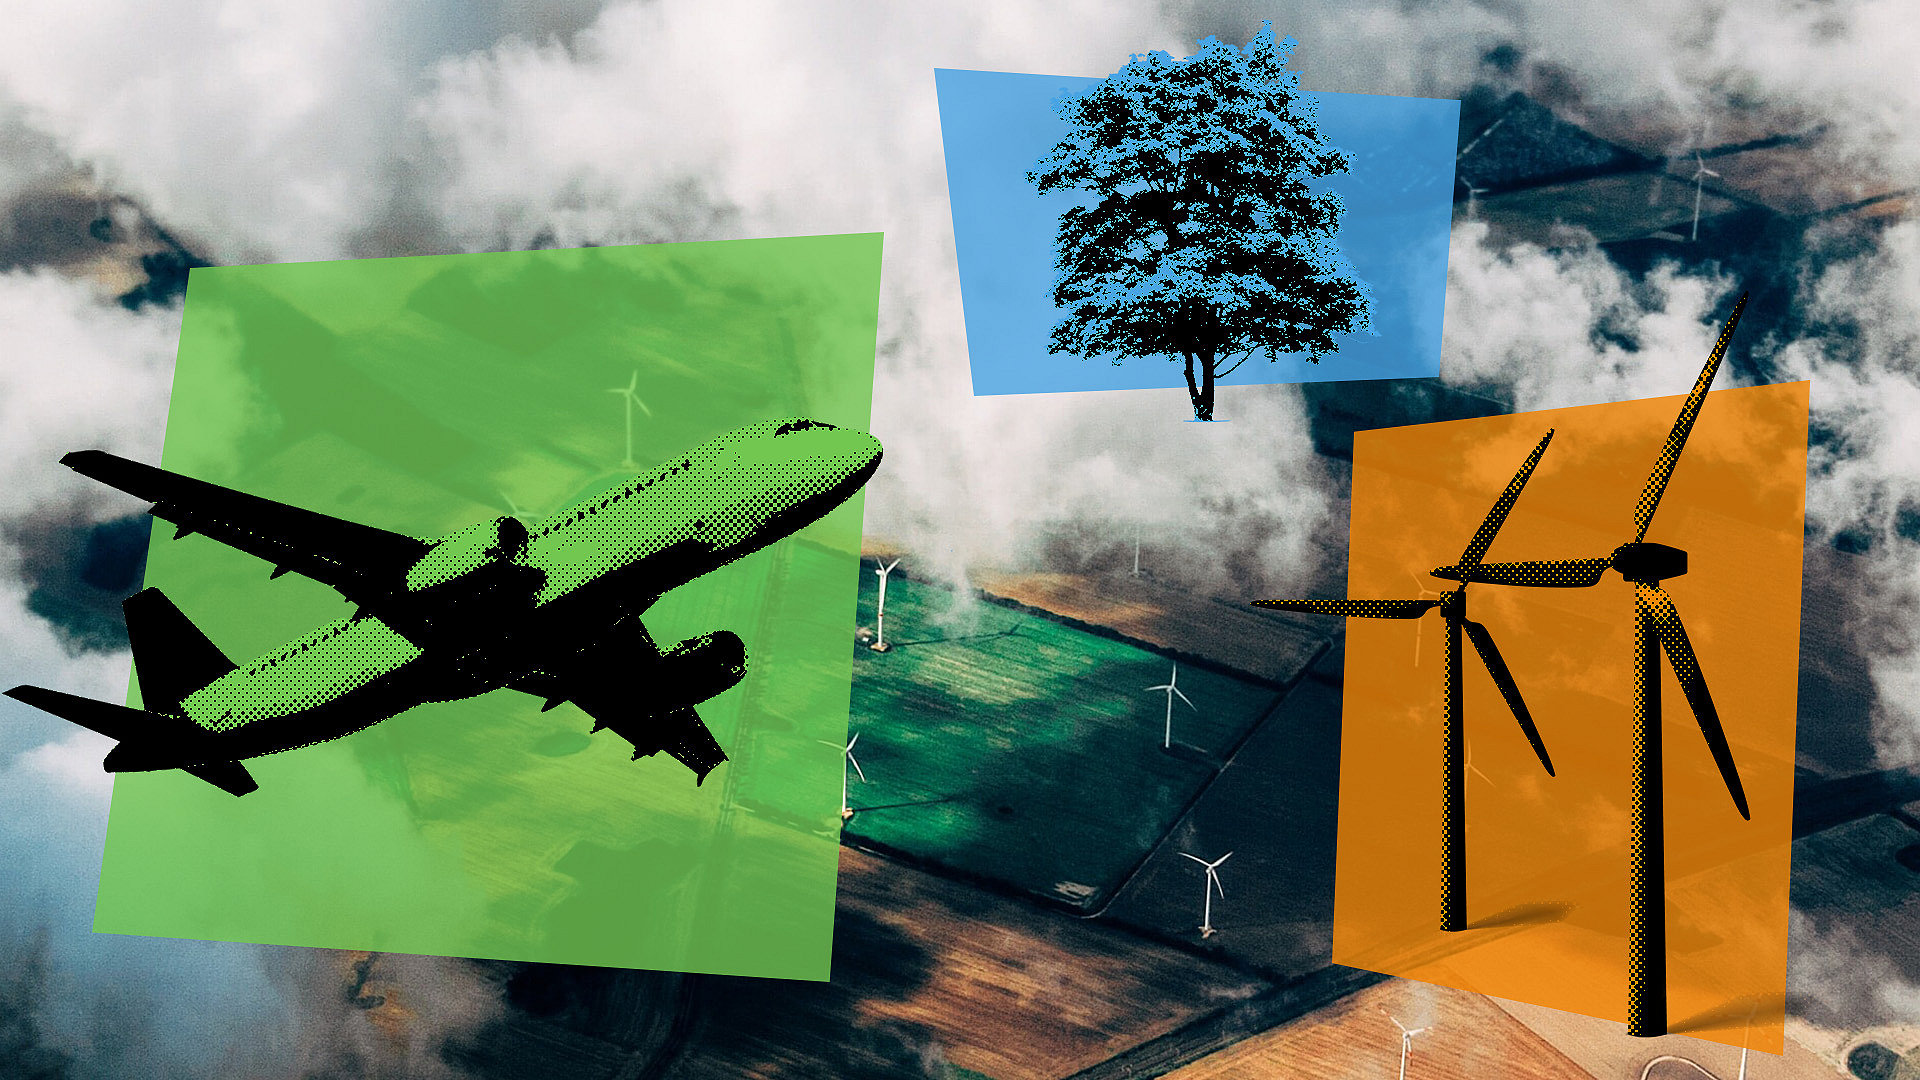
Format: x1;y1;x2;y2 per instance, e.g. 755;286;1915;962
1029;25;1372;421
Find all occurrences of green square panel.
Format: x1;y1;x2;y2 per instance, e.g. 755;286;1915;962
92;236;882;980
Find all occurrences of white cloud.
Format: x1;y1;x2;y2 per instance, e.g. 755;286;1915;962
0;270;176;520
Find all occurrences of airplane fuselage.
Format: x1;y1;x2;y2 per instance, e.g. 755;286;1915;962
144;418;881;768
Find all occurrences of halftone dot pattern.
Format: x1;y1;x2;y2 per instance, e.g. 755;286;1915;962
1461;618;1554;776
528;419;880;607
1469;557;1612;587
1457;428;1554;568
1439;614;1465;933
1633;293;1748;543
1267;429;1561;936
1628;582;1664;1037
1252;597;1439;619
1641;581;1750;820
183;615;423;735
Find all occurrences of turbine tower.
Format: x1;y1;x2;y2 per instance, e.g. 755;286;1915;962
1145;663;1195;749
606;370;652;468
1435;293;1752;1037
1257;429;1559;932
1178;851;1231;937
870;558;902;652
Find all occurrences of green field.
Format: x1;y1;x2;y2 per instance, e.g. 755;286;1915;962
844;564;1281;908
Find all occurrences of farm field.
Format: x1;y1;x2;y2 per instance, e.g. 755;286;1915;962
842;561;1293;909
661;847;1269;1080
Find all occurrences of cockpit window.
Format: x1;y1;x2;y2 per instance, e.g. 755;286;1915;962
774;419;830;436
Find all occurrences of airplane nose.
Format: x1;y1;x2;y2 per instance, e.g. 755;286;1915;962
773;420;881;485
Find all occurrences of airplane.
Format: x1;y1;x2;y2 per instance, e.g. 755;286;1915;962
5;417;883;797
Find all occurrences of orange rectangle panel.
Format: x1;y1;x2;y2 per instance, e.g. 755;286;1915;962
1330;378;1808;1054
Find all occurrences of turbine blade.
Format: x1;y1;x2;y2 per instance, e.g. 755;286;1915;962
1457;429;1555;569
1439;558;1610;588
848;754;867;783
1210;873;1225;899
1173;686;1195;710
1634;292;1748;543
1462;619;1555;776
847;733;859;751
1252;598;1440;619
1640;584;1750;819
1179;852;1208;866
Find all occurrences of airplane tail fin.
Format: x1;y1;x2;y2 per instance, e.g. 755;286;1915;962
124;587;235;714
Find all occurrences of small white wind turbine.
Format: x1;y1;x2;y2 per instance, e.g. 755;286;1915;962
497;490;535;526
1179;851;1231;937
1132;526;1142;578
1409;572;1445;667
839;733;866;821
1380;1007;1430;1080
1457;176;1488;221
1145;663;1195;749
606;370;652;468
870;558;902;652
1691;152;1721;242
1465;738;1492;788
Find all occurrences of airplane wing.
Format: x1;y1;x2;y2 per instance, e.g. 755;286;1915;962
511;613;732;785
63;450;429;608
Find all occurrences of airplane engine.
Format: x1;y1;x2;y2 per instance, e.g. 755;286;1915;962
655;631;748;705
405;516;531;592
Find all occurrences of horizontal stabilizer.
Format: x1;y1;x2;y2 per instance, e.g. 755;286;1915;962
3;685;258;797
183;760;259;797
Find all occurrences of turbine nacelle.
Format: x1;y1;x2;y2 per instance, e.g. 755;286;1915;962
1610;542;1687;583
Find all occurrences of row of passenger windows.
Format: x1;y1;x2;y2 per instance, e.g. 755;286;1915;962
535;459;695;538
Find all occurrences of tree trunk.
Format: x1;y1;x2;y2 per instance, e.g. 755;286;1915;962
1182;354;1203;420
1197;349;1217;421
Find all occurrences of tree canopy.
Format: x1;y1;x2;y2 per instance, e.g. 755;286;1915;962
1028;25;1372;420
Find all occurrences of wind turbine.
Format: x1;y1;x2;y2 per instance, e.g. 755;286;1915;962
1690;152;1721;242
1457;176;1488;221
1409;572;1445;667
1465;738;1493;788
1434;293;1753;1037
1256;429;1560;932
1146;663;1195;749
1178;851;1231;937
1380;1007;1430;1080
840;733;866;821
605;370;652;468
497;490;536;526
870;558;901;652
1132;526;1143;578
